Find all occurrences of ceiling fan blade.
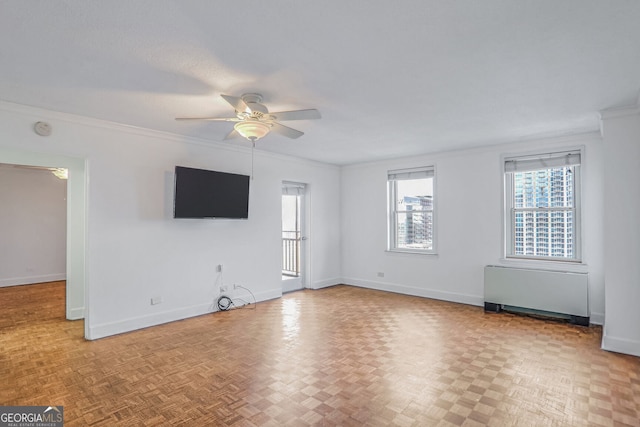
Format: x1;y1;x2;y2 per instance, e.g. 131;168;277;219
175;117;239;122
269;109;321;121
271;122;304;139
223;129;241;140
221;94;250;113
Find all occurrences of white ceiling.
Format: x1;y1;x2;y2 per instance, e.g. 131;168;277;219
1;1;639;165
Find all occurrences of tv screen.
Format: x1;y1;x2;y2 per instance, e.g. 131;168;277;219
173;166;250;219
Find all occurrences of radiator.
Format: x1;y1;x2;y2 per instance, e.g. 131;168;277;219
484;265;589;326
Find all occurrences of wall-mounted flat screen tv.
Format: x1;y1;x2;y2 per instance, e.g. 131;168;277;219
173;166;250;219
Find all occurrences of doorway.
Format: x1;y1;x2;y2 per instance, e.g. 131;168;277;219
0;164;68;290
0;148;87;337
282;182;306;293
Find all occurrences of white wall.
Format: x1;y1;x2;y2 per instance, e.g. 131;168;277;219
601;106;640;357
341;133;605;323
0;166;67;287
0;101;341;339
3;98;630;356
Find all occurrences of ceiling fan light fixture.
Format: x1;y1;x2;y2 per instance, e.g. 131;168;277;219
51;168;68;180
234;121;271;142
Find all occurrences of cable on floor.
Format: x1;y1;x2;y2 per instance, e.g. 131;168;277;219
216;285;257;311
217;295;233;311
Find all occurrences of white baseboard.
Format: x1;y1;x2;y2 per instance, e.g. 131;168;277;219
88;303;212;340
67;306;85;320
340;278;606;325
87;287;283;340
0;273;66;288
602;334;640;358
589;312;604;325
244;287;283;303
342;277;484;307
311;277;342;290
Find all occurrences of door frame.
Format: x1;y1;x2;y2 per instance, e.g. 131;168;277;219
282;181;309;292
0;148;88;336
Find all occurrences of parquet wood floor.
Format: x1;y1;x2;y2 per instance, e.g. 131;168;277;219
1;282;639;426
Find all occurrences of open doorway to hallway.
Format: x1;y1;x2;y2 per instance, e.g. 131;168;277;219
0;164;67;287
0;164;69;325
0;148;87;338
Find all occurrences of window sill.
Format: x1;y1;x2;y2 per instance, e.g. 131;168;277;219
498;257;588;273
386;249;438;256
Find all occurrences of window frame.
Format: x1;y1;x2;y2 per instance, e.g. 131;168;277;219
387;166;437;255
503;150;582;263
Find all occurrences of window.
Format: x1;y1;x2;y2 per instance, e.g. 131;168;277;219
504;150;581;261
388;167;435;253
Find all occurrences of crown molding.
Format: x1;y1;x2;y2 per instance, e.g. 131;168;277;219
342;129;601;170
0;99;338;170
600;94;640;120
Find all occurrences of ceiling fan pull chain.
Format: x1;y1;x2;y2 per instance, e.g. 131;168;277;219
251;141;255;180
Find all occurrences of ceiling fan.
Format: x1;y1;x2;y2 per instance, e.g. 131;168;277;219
176;93;321;143
0;163;68;179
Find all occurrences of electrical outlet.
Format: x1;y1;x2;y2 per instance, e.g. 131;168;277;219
151;296;162;305
220;285;228;293
377;272;385;278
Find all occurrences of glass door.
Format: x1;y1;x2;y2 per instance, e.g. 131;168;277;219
282;182;306;292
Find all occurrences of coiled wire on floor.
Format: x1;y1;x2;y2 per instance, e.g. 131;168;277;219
216;285;256;311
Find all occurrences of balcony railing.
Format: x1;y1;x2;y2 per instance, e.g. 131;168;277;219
282;230;300;277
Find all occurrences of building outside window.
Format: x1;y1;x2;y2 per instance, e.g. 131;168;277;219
388;167;435;253
504;150;581;261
